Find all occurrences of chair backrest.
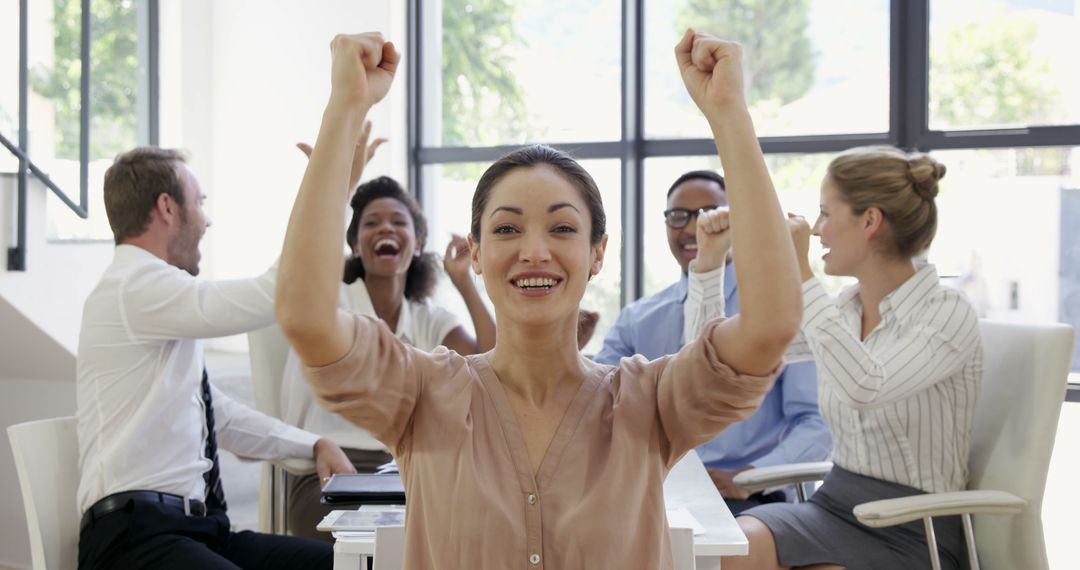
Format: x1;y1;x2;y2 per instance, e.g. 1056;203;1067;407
969;320;1073;570
248;324;294;534
247;324;292;418
7;416;80;570
373;525;405;570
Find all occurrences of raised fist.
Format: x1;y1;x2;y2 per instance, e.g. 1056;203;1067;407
694;207;732;273
675;30;746;116
786;213;811;264
329;32;400;111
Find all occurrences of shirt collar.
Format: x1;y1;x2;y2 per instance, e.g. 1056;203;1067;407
343;279;414;344
881;262;938;322
837;281;861;310
395;299;415;344
675;272;689;303
114;243;166;265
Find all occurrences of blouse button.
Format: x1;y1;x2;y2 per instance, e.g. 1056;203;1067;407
530;553;541;565
527;493;537;505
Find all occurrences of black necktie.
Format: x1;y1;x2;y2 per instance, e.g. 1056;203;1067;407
201;368;228;511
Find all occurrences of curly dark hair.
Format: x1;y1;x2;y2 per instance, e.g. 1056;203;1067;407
344;176;439;302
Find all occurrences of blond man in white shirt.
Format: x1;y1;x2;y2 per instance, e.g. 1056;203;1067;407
76;147;353;570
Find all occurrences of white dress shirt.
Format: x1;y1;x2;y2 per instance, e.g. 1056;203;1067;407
685;263;981;493
76;245;320;513
280;279;460;450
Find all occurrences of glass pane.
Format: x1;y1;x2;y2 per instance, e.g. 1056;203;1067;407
929;0;1080;130
645;0;890;139
643;154;847;298
432;0;621;146
30;0;138;241
422;159;622;355
0;1;18;172
930;148;1080;362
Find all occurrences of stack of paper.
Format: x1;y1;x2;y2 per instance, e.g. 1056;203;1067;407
317;504;406;537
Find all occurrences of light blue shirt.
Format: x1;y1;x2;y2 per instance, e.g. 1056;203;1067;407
594;263;832;471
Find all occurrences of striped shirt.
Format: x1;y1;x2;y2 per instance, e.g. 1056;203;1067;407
685;263;982;493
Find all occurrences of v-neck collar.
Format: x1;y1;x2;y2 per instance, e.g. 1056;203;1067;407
472;354;606;491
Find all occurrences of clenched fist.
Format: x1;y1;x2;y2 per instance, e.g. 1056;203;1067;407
675;30;746;117
329;32;400;112
693;207;732;274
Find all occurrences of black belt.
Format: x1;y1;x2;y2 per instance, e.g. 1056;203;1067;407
81;490;206;531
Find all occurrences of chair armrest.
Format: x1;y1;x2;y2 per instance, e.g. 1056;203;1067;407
732;462;833;493
853;490;1026;528
270;457;316;476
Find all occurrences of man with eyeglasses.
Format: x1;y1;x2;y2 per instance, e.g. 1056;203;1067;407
594;170;832;514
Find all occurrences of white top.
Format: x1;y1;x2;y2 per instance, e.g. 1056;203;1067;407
280;279;460;450
76;245;320;513
686;263;981;494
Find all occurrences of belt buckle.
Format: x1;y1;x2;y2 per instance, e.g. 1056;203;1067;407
183;496;192;516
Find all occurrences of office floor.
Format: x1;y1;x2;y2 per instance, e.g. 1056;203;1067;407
207;349;1080;567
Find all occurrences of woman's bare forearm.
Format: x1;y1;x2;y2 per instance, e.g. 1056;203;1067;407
705;107;802;371
277;104;368;364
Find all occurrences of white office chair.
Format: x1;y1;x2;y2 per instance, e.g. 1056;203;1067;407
372;525;406;570
734;320;1074;570
8;416;79;570
248;324;316;534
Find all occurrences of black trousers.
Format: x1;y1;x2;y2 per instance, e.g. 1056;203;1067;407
78;497;333;570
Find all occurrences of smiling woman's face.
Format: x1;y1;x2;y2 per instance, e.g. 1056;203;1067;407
354;197;418;277
472;165;606;328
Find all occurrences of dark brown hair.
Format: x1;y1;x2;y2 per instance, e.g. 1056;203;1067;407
344;176;438;302
827;146;946;258
102;147;188;245
471;145;606;245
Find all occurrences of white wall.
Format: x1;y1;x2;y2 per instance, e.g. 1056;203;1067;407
158;0;405;350
0;2;403;566
160;1;406;350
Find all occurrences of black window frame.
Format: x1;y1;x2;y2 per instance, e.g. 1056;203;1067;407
406;0;1080;399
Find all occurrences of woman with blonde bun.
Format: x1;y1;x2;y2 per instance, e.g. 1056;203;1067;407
687;146;981;570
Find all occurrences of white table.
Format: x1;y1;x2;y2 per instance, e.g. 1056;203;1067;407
663;450;748;568
333;450;746;569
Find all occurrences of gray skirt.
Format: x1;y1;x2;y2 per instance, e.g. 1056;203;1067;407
742;466;967;570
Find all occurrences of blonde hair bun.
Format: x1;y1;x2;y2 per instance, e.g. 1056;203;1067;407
906;154;946;201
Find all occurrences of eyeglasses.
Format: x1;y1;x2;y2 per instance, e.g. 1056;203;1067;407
663;206;719;229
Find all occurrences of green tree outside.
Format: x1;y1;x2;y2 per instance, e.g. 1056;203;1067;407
931;15;1058;129
931;14;1068;176
442;0;528;149
675;0;814;107
30;0;137;160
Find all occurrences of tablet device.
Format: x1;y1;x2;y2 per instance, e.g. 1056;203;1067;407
321;473;406;505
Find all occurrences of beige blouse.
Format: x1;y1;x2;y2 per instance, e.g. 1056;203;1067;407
306;315;776;569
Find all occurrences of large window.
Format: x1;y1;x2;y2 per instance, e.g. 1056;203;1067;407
433;0;622;146
2;0;155;244
929;0;1080;130
646;0;891;139
411;0;1080;377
